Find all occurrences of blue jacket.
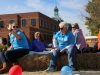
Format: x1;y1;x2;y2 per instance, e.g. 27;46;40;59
31;39;47;52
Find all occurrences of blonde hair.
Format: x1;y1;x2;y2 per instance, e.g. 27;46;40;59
72;23;79;29
34;32;44;42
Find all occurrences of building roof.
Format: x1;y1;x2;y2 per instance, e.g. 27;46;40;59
52;6;63;22
85;36;98;39
52;17;63;22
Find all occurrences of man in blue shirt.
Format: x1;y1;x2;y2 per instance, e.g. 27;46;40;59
46;22;77;72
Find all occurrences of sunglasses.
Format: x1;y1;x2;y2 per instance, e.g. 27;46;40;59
13;26;18;28
59;28;63;30
72;27;75;28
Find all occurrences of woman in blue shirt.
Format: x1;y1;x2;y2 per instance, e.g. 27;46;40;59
0;23;29;74
31;32;47;52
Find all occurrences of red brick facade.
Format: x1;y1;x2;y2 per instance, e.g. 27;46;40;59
0;12;59;45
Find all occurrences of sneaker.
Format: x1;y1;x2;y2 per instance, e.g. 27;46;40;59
45;67;55;72
71;67;75;71
69;66;76;71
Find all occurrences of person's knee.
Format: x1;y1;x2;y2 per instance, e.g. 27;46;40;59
4;51;9;57
53;50;60;56
67;48;73;54
0;52;4;57
0;52;3;56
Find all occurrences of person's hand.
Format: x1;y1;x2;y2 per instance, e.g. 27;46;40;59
60;48;67;53
7;46;13;50
7;47;11;50
7;47;12;50
54;47;59;51
7;24;12;30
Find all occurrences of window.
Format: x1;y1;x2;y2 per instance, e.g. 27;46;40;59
57;26;59;31
0;21;4;28
91;39;97;42
47;22;49;28
31;32;35;40
54;25;56;30
31;19;36;26
22;19;26;27
46;22;48;28
2;38;7;45
51;24;54;29
50;23;52;29
44;21;46;27
86;39;91;42
40;19;43;26
44;34;46;40
9;20;14;24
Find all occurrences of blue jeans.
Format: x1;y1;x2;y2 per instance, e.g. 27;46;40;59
0;48;29;63
49;47;77;69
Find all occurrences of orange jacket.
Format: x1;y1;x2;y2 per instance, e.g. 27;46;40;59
98;31;100;49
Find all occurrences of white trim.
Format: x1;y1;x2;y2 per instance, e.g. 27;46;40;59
85;36;97;39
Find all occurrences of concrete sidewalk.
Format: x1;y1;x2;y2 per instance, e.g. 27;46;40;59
1;71;100;75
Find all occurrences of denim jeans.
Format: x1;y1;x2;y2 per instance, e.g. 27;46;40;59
0;48;29;63
49;47;77;69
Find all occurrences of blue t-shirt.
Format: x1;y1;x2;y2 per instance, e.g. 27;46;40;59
10;30;29;49
31;39;47;52
54;31;75;50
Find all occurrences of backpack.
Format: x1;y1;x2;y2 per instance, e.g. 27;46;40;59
22;32;32;51
82;47;97;53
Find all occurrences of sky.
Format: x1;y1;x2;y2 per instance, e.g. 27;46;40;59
0;0;90;36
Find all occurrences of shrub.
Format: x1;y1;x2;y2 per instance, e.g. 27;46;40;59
0;45;8;52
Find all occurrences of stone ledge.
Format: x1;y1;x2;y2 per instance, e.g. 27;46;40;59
0;53;100;71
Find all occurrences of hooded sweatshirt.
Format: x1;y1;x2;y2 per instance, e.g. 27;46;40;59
73;29;86;51
31;39;48;52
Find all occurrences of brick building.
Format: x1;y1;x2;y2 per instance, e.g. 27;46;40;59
0;12;59;45
85;36;98;47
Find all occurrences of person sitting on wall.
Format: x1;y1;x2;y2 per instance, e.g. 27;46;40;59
31;32;48;52
45;22;77;72
0;23;29;74
94;42;98;50
71;23;86;53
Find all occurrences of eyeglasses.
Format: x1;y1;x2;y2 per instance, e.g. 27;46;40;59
59;28;63;30
13;26;18;28
72;27;75;28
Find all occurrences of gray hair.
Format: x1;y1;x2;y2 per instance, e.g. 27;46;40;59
59;22;69;28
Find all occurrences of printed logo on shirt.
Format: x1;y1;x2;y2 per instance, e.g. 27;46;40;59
57;36;68;42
